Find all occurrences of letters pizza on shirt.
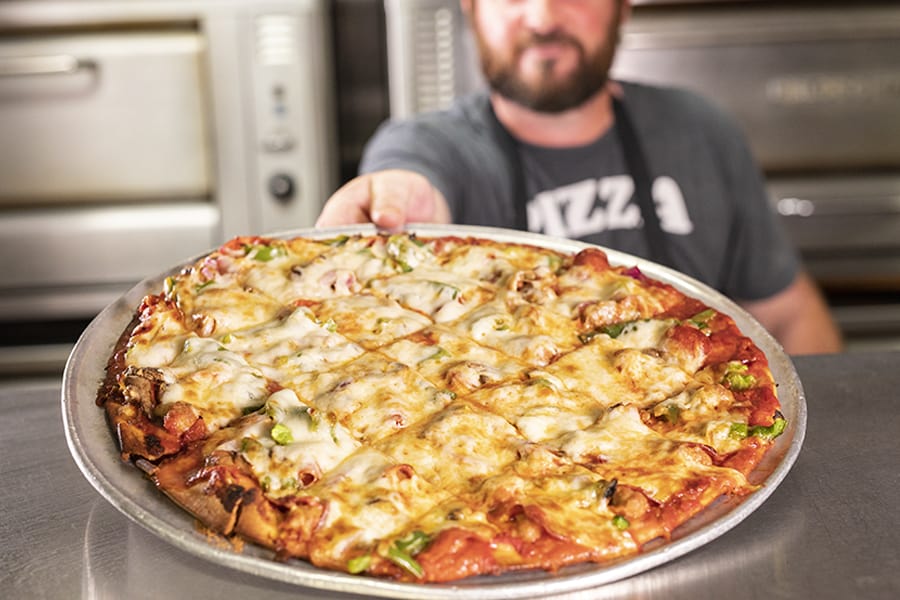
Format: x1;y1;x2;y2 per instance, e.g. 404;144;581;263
526;175;694;239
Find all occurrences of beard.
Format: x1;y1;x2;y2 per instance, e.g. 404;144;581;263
471;10;622;113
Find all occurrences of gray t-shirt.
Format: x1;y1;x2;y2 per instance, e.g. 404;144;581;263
360;81;798;301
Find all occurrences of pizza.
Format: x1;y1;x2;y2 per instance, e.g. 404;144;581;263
96;231;786;583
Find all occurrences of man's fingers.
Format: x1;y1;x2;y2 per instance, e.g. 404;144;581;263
371;171;451;227
405;175;451;224
369;173;421;230
315;177;374;227
315;170;450;229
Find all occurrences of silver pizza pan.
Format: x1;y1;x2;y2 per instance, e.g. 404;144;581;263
62;223;806;599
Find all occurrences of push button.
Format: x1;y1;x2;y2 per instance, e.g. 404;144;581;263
268;173;296;202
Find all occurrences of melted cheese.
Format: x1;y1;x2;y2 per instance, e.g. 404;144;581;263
451;300;577;366
378;326;528;392
443;240;560;278
315;294;431;349
440;245;518;283
613;348;690;406
126;304;192;368
545;328;692;409
558;405;669;464
221;306;364;381
368;267;492;323
555;268;652;310
556;405;749;502
376;400;522;493
650;385;748;454
300;353;451;444
469;380;602;443
191;287;284;335
614;319;676;349
543;340;638;407
462;445;639;555
276;237;396;301
216;389;361;496
156;337;269;429
303;447;448;561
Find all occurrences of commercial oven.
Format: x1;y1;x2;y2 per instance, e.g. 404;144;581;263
0;0;337;374
383;0;900;351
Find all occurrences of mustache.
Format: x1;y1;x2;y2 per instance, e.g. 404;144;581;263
514;30;583;54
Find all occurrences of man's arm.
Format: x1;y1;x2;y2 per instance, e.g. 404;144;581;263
740;271;843;355
316;169;451;229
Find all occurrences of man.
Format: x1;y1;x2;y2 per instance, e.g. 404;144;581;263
316;0;842;354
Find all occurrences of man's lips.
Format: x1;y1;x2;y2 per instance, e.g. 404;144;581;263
520;41;573;61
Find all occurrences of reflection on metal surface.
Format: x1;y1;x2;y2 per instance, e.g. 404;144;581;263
82;496;360;600
0;54;95;77
776;197;815;218
765;72;900;106
63;224;806;600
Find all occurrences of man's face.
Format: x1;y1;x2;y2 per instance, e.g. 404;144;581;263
465;0;626;113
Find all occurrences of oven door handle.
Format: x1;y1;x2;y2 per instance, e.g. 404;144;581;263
0;55;96;78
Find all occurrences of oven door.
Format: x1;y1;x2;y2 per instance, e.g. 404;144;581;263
0;29;212;204
0;28;219;320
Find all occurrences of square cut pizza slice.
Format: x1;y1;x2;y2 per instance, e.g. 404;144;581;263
543;317;711;410
109;304;364;460
310;294;432;350
551;248;687;329
110;335;274;460
426;236;565;288
443;297;581;367
377;325;529;394
149;417;446;574
212;388;362;495
373;444;639;582
177;233;425;313
284;351;455;445
366;265;496;324
464;376;606;444
552;404;755;544
278;446;450;573
374;400;524;494
107;290;265;461
218;304;365;379
165;236;329;336
274;234;406;301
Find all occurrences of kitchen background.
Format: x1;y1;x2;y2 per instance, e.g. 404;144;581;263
1;0;899;379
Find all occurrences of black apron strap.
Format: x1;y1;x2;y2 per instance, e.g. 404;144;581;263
610;96;675;268
486;95;674;268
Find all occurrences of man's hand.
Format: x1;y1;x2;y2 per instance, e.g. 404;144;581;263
315;169;452;230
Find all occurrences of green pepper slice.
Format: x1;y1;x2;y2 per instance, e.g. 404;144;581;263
347;554;372;574
270;423;293;445
722;361;757;391
386;531;430;578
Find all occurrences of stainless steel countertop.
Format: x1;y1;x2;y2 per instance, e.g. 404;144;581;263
2;352;899;600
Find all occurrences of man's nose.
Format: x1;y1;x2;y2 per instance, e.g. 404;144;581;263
520;0;562;34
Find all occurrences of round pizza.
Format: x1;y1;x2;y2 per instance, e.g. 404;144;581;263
96;231;786;583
